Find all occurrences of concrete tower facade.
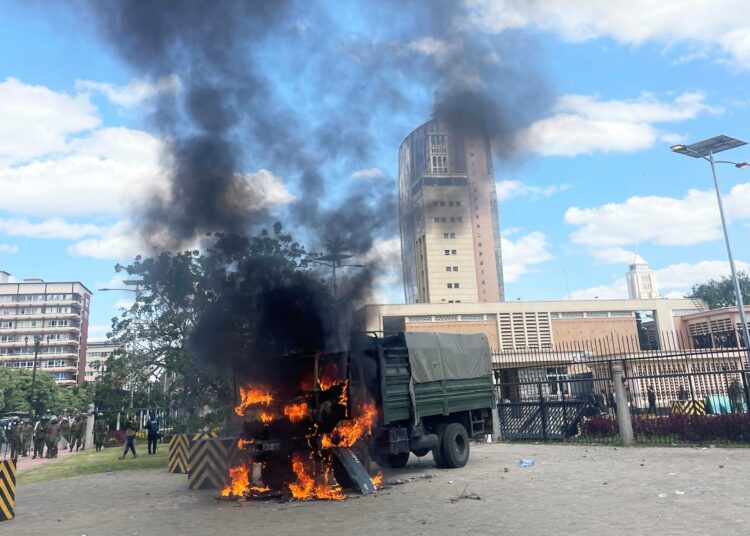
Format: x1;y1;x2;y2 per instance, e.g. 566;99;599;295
399;118;505;304
626;262;660;300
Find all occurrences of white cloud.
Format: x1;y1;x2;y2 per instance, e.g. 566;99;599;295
465;1;750;69
496;180;570;201
86;323;111;342
568;259;750;300
244;169;295;208
0;244;19;254
67;220;149;260
502;231;553;283
565;184;750;248
517;92;718;156
0;217;105;240
590;247;646;265
0;78;99;163
75;75;181;107
352;168;383;179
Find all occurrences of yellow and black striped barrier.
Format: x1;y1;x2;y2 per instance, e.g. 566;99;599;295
187;437;239;490
671;400;706;415
0;459;16;522
168;434;190;474
186;432;218;476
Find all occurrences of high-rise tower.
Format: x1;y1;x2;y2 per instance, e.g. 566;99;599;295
399;117;505;304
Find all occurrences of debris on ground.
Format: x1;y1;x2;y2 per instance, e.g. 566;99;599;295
386;474;433;486
503;467;509;473
518;458;535;468
449;485;481;503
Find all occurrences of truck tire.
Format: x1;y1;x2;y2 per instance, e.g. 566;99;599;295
433;423;447;468
440;423;470;469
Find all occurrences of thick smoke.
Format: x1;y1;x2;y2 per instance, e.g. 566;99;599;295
84;1;550;380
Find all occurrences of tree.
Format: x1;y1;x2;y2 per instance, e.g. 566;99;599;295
105;223;314;425
689;271;750;310
0;368;93;415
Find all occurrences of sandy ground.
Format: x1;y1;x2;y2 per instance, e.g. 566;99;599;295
6;442;749;536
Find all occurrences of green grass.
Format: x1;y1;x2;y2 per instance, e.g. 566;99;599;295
17;446;168;486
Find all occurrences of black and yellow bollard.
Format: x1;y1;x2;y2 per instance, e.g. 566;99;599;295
187;437;238;490
186;432;218;476
0;458;16;521
168;434;190;474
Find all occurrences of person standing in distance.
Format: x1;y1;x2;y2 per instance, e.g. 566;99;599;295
145;411;160;455
93;413;107;453
120;416;138;459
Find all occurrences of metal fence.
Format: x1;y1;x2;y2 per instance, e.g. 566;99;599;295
493;329;750;444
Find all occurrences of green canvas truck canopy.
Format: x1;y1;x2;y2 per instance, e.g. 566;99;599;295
403;332;492;384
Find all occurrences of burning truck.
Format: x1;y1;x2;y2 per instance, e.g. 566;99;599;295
223;331;496;500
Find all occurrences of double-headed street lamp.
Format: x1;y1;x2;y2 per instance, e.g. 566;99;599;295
671;135;750;362
306;253;366;300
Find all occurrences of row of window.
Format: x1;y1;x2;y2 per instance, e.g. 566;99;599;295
4;359;74;368
0;306;73;315
0;294;80;303
447;283;461;289
445;266;459;272
444;249;457;255
0;333;76;343
0;319;74;329
432;200;462;207
433;217;463;223
443;233;456;239
87;351;114;357
0;346;75;356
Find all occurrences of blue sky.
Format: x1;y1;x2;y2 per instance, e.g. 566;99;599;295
1;1;749;338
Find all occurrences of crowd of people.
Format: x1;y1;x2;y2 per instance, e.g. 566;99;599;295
1;410;109;460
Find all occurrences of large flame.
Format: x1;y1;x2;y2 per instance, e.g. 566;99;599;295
318;363;342;391
283;402;309;423
260;411;274;424
220;463;270;497
320;403;377;449
288;452;345;500
235;385;273;416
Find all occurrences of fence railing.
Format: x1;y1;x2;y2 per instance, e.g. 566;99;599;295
492;329;750;444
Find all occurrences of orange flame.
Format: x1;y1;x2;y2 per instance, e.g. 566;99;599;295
320;403;377;449
372;472;383;488
220;462;271;498
283;402;309;423
235;385;273;416
318;363;342;391
260;411;274;424
288;452;345;500
237;438;254;449
338;378;349;408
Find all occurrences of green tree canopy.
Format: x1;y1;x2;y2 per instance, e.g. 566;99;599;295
0;368;93;416
688;271;750;310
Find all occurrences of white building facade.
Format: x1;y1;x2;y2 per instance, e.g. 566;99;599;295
626;262;660;300
0;275;92;386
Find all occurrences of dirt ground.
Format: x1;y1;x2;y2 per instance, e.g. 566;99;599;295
7;442;749;536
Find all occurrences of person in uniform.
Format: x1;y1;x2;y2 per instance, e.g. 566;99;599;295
46;416;61;458
60;415;71;445
79;413;88;450
69;415;82;451
145;411;160;455
33;416;47;459
21;418;33;456
93;413;107;452
8;418;21;459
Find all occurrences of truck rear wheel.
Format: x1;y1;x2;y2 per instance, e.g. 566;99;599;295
440;423;470;468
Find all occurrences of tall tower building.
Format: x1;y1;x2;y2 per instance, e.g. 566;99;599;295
626;261;660;300
399;117;505;304
0;275;92;385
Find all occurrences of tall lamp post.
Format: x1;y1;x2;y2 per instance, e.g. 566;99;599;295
671;135;750;364
25;334;49;416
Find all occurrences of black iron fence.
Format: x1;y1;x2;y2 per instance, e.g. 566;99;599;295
493;329;750;445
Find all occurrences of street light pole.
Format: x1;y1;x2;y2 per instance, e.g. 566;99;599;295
708;153;750;360
671;135;750;363
27;335;42;416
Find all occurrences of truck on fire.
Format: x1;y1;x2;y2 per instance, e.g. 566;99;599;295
359;331;496;469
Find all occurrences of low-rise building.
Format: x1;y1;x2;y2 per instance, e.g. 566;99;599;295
85;340;118;381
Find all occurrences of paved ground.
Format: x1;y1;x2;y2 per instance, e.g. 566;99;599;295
7;443;748;535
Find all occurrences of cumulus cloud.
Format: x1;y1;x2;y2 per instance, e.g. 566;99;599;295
501;231;553;283
517;92;719;156
565;184;750;248
75;75;181;107
352;168;383;179
0;217;106;240
245;169;295;207
0;78;99;163
568;259;750;300
67;220;149;260
496;180;570;201
465;1;750;69
0;244;19;254
590;247;646;265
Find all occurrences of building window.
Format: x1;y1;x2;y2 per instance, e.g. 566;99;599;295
450;217;456;222
457;217;462;222
434;217;440;223
440;217;447;222
439;201;445;206
447;283;453;289
448;201;454;206
445;266;451;272
444;250;450;255
451;249;457;255
450;233;455;238
456;201;461;206
452;266;458;271
443;233;449;239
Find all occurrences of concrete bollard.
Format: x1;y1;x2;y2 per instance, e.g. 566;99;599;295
611;364;634;446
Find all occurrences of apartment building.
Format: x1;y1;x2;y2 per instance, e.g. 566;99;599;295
85;340;118;382
0;272;92;385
